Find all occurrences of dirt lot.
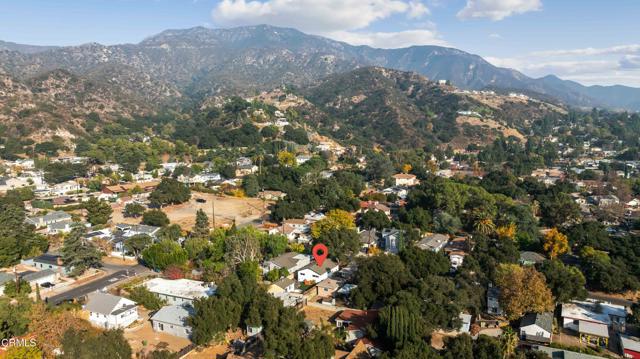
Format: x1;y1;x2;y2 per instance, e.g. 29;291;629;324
302;305;338;327
112;194;271;230
124;308;192;355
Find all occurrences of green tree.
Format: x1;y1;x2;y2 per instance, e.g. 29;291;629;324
400;247;450;279
61;226;103;276
190;209;210;239
60;328;132;359
84;197;113;225
124;234;152;258
142;239;188;271
3;278;31;298
0;201;47;267
242;175;260;197
0;298;31;339
314;228;360;264
128;286;165;311
350;255;412;308
149;178;191;207
360;210;391;230
142;209;170;227
123;203;145;218
539;260;587;303
379;304;425;348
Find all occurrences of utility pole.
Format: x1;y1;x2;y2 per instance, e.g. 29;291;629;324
211;195;216;228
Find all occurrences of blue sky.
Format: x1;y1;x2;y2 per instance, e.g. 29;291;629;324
1;0;639;86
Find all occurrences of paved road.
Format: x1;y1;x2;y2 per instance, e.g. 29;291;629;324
45;270;135;305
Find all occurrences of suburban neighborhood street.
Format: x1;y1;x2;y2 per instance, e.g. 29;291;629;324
45;270;135;305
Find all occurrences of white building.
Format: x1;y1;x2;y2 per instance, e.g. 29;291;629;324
519;312;553;343
561;300;627;332
296;259;338;283
85;292;139;329
144;278;216;306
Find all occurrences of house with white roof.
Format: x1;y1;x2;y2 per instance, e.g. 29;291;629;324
85;292;138;329
144;278;216;306
561;299;627;338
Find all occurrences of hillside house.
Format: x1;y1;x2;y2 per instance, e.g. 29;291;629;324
392;173;419;187
263;252;311;275
85;292;139;329
519;312;553;343
297;259;339;283
144;278;216;306
150;305;194;338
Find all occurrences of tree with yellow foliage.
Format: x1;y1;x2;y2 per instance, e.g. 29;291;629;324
277;151;296;167
495;223;517;241
495;263;554;320
401;164;412;174
543;228;570;259
311;209;355;239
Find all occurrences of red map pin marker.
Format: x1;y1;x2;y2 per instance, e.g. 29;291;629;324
312;243;328;267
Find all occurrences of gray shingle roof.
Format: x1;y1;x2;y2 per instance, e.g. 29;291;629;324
520;312;553;333
151;305;194;327
85;292;135;316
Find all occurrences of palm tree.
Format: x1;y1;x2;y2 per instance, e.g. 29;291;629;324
500;326;518;359
474;217;496;236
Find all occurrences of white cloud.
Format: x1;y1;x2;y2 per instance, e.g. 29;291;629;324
485;45;640;87
213;0;415;33
532;44;640;57
408;1;430;18
457;0;542;21
328;29;446;49
212;0;443;48
488;33;501;39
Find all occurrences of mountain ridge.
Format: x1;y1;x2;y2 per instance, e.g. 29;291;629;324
0;25;638;111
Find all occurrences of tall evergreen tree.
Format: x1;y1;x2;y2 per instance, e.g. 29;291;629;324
191;209;210;239
61;225;103;276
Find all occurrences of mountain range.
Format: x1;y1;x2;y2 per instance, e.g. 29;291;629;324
0;25;638;112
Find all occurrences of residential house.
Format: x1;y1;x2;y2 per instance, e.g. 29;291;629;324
620;335;640;359
358;229;379;250
359;201;391;218
295;155;312;166
85;292;139;329
20;269;57;287
315;278;340;298
280;219;311;243
22;253;71;276
459;313;472;334
444;236;471;270
267;277;296;295
150;305;194;338
26;211;72;229
102;180;160;195
235;164;258;177
263;252;311;275
487;285;503;316
392;173;419;187
144;278;216;306
335;310;378;343
297;259;339;283
530;345;604;359
561;300;627;332
381;228;402;254
258;190;286;201
416;233;449;252
519;251;546;266
519;312;553;343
